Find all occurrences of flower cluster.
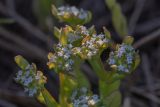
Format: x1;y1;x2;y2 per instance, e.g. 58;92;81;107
108;43;136;73
57;6;88;20
73;34;109;59
52;5;91;25
71;87;100;107
67;25;110;59
48;25;110;72
47;43;74;72
15;64;47;96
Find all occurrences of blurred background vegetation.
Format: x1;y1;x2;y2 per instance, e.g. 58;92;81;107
0;0;160;107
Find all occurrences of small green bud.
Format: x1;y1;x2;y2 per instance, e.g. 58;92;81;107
103;27;111;39
53;27;61;39
123;36;134;45
15;55;29;70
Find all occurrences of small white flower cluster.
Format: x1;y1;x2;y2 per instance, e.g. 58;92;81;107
108;43;136;73
49;25;110;71
77;26;89;36
57;6;88;20
71;87;100;107
48;43;74;72
73;34;109;59
15;64;47;96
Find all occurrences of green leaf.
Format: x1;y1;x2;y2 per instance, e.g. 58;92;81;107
51;4;58;17
99;80;120;98
106;0;116;8
15;55;29;70
54;27;61;39
85;11;92;24
105;0;128;38
112;4;127;37
88;25;96;35
103;27;111;39
134;54;140;70
41;88;59;107
33;0;53;29
88;54;107;81
100;80;121;107
74;58;89;88
105;91;121;107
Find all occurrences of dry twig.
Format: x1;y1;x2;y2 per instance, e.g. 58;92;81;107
130;87;160;104
0;27;47;60
0;2;49;43
141;53;158;107
0;89;44;107
133;29;160;49
129;0;146;34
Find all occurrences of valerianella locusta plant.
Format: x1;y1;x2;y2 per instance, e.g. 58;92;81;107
14;4;140;107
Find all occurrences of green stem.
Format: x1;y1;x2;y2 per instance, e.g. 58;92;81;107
41;88;59;107
88;55;107;81
59;73;68;107
88;54;122;107
74;59;89;88
59;73;74;107
99;80;121;107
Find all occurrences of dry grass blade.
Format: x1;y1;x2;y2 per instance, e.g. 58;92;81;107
0;2;49;43
133;29;160;49
0;27;47;60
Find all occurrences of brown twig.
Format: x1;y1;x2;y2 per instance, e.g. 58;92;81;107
130;87;160;104
0;99;17;107
0;27;47;60
131;97;148;107
135;17;160;34
0;2;49;43
133;29;160;49
129;0;146;34
0;89;44;107
141;53;158;107
6;0;15;11
0;39;26;54
122;97;131;107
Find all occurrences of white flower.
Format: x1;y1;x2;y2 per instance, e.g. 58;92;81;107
71;87;100;107
24;76;33;86
81;87;87;94
57;6;88;20
48;43;74;72
81;104;88;107
108;43;136;73
15;64;46;97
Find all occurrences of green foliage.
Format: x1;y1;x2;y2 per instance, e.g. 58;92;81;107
99;80;121;107
32;0;64;30
14;4;140;107
105;0;128;38
0;18;14;24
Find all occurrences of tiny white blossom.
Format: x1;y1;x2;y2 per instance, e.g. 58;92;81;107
71;87;100;107
108;44;136;73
